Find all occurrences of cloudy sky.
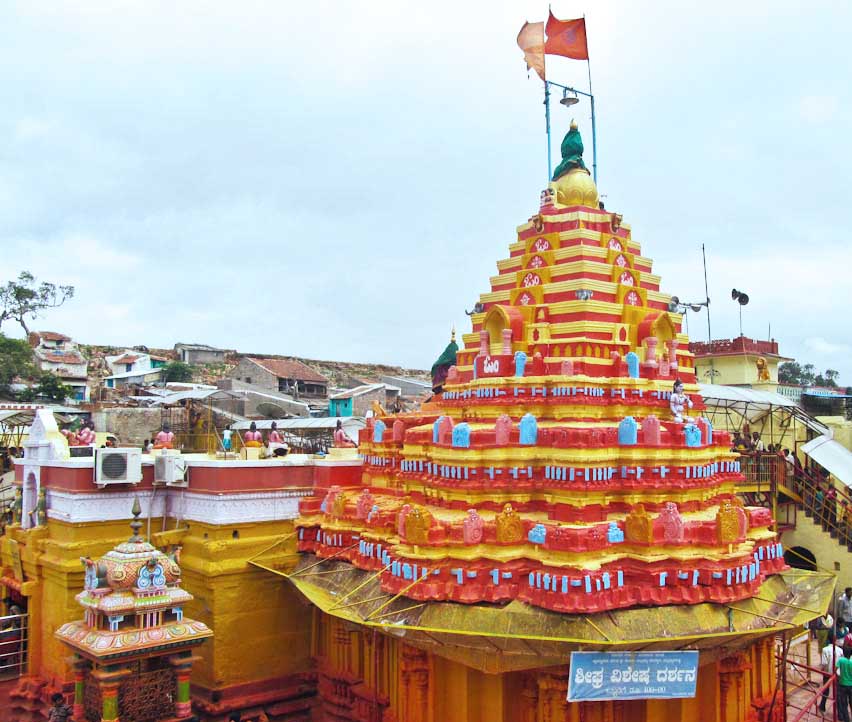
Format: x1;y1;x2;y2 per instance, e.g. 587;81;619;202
2;1;850;380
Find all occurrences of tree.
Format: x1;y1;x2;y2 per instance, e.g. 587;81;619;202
163;361;194;383
825;369;840;388
0;333;36;396
0;271;74;335
18;372;73;403
778;361;803;385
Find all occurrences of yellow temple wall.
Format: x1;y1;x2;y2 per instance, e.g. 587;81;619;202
313;612;778;722
175;518;312;691
695;355;779;390
817;416;852;452
781;515;850;578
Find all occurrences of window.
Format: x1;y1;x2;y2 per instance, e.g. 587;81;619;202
125;364;133;372
245;377;252;384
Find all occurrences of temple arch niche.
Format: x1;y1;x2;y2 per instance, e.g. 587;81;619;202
483;305;525;356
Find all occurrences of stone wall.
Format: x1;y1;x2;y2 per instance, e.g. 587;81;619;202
91;408;166;446
229;358;277;392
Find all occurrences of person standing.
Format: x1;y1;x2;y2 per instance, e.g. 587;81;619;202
48;693;73;722
752;432;765;452
822;633;845;713
840;589;852;628
837;646;852;722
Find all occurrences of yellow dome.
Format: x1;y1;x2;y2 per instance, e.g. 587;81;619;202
551;167;599;208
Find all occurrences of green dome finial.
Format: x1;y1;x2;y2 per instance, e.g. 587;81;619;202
551;119;587;182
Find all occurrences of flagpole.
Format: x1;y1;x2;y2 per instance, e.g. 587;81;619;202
585;19;597;185
544;81;552;181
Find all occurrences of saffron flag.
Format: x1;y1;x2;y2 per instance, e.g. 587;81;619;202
544;13;588;60
517;21;546;81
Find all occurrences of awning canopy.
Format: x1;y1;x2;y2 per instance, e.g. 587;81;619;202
698;384;799;410
698;383;828;436
801;435;852;488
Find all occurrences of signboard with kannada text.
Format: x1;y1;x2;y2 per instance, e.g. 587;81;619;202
567;651;699;702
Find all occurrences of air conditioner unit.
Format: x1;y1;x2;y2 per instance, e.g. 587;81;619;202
95;448;142;486
153;451;188;487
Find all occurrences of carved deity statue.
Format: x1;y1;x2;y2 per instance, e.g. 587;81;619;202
495;503;523;543
716;501;741;544
462;509;484;545
404;506;432;545
625;504;654;544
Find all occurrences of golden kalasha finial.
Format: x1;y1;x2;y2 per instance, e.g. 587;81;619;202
570;118;578;130
451;326;456;342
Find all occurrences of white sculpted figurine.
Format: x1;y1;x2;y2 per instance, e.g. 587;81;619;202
670;379;693;423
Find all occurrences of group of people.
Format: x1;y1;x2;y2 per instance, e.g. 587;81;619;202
815;589;852;719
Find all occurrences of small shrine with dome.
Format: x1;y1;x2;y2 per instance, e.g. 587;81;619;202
55;499;212;722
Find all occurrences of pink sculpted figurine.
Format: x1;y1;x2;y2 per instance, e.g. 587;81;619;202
333;420;356;448
268;421;283;444
154;424;175;449
243;422;263;448
76;423;96;446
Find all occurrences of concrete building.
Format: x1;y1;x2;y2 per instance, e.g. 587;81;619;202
689;336;792;391
328;383;400;417
217;378;312;418
380;374;432;398
29;331;89;402
230;357;329;399
104;350;167;388
174;342;227;365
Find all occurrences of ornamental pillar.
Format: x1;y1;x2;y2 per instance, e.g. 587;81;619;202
536;672;569;722
93;665;130;722
718;653;751;722
479;330;489;356
644;336;659;367
519;674;538;722
170;652;199;718
72;658;88;720
101;682;120;722
399;645;430;722
667;339;679;367
501;329;513;355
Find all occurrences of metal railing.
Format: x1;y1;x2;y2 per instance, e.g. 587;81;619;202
0;612;28;677
780;653;840;722
737;449;852;549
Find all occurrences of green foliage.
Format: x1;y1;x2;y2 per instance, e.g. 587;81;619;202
0;333;36;396
18;371;73;403
779;361;842;388
163;361;195;383
0;271;74;335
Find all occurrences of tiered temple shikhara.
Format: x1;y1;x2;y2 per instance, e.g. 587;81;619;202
297;121;785;612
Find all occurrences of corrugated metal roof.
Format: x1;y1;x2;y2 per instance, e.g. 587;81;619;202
105;368;164;380
802;435;852;487
150;389;237;406
231;417;364;431
698;384;799;408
